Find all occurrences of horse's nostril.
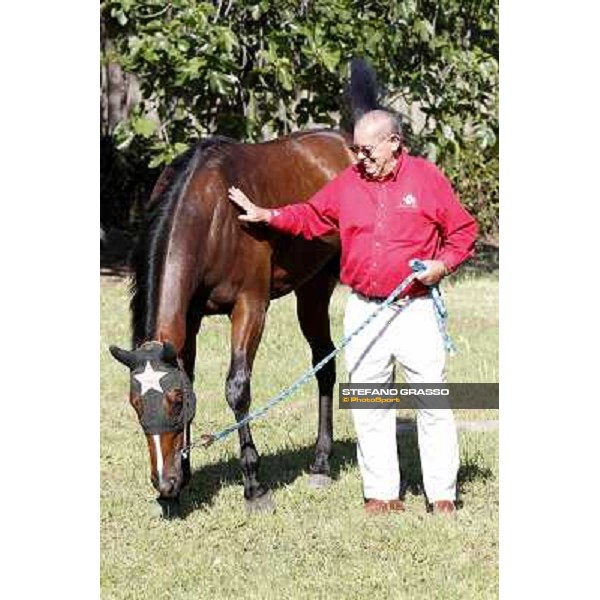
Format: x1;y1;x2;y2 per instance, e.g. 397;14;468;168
159;481;172;495
158;477;178;497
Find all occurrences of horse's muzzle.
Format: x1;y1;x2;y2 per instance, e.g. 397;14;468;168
152;472;183;498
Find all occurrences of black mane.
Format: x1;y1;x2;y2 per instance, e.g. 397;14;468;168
129;137;234;347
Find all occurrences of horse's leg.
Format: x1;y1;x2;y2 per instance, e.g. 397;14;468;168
179;310;202;487
181;309;202;382
226;292;274;513
295;272;337;488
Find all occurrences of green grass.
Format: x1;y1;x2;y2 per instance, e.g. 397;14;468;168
101;273;498;599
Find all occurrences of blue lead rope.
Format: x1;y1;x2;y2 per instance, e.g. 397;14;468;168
409;259;456;355
186;260;456;452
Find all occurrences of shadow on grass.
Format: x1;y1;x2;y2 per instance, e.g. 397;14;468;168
179;438;357;517
178;423;495;517
397;422;495;511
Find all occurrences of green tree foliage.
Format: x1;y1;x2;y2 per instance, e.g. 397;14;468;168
101;0;498;239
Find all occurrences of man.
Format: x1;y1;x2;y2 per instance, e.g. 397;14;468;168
228;110;478;515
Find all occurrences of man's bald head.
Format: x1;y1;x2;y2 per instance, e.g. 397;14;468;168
354;110;402;142
351;109;404;180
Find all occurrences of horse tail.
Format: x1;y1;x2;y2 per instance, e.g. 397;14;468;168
347;58;382;125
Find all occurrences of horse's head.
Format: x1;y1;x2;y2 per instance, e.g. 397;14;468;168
109;341;195;505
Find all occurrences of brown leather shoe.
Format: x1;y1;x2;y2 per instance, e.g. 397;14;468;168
432;500;456;514
364;499;406;515
387;499;406;513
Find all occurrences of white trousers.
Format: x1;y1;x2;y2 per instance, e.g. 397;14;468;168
344;292;459;502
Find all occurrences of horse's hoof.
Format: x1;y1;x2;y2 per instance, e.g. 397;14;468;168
308;473;332;489
245;490;275;514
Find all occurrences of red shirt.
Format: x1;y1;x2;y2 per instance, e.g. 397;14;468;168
270;150;478;299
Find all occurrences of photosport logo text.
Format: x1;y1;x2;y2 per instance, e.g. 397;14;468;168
338;383;499;409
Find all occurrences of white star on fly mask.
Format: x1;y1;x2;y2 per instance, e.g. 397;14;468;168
133;361;169;395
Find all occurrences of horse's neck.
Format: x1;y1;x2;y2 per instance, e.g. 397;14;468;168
153;210;213;351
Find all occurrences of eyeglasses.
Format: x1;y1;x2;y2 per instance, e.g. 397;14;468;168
349;135;394;159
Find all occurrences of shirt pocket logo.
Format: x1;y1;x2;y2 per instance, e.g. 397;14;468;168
398;193;418;209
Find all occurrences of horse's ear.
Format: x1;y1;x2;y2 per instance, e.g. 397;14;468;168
109;345;137;369
161;342;179;367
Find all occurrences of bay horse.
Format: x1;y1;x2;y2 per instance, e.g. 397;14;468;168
109;61;379;515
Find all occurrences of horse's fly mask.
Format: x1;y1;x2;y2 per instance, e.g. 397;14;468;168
128;343;197;436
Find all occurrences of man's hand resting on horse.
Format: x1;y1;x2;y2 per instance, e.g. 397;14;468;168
228;187;272;223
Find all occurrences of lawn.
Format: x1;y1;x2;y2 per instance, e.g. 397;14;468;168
101;272;498;599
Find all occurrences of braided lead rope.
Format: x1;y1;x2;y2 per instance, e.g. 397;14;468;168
409;259;456;355
181;261;456;454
